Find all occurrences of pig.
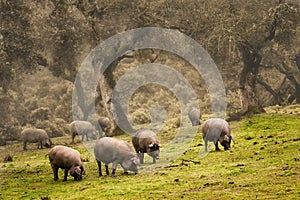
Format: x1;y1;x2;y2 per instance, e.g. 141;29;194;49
48;145;85;181
202;118;232;152
94;137;139;177
69;120;97;144
21;128;52;150
188;108;201;126
98;117;110;137
132;129;161;164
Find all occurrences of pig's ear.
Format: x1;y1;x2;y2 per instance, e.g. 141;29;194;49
131;157;140;165
74;166;82;175
224;135;230;142
122;159;132;169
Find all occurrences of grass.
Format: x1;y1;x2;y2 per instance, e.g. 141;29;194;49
0;109;299;199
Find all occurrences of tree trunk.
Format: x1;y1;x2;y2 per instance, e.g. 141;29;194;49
239;75;262;116
296;84;300;103
238;42;264;115
98;59;134;136
73;76;90;120
98;75;116;136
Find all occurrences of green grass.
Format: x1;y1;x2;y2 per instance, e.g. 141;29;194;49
0;111;299;199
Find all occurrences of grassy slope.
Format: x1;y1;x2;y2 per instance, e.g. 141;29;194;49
0;112;299;200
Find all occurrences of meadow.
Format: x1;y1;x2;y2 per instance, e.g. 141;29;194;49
0;108;299;199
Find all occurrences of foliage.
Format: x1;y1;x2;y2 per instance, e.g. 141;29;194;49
0;0;300;139
35;119;66;138
0;0;41;90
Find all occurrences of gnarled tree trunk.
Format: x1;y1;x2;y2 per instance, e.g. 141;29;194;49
98;59;134;136
98;75;116;137
238;42;265;115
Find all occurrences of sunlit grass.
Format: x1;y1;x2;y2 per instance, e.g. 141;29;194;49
0;110;299;199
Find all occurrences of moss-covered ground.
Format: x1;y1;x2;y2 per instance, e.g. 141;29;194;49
0;108;299;199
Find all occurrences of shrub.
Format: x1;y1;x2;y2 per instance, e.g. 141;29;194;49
30;107;50;124
131;108;151;125
0;138;6;146
35;120;64;138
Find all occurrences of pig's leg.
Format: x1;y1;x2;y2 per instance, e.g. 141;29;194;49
111;162;118;177
63;169;68;181
52;164;59;181
105;164;110;175
96;160;103;176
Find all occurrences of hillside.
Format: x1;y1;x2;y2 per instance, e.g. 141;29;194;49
0;106;299;199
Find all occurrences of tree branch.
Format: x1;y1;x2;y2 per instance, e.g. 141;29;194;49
257;76;283;104
275;62;299;87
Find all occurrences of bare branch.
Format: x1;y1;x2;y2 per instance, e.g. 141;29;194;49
257;76;284;104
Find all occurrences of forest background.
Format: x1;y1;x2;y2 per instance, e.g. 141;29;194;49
0;0;299;141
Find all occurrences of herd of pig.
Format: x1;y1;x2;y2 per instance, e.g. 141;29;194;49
20;108;232;181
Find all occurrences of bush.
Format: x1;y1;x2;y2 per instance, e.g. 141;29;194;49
30;107;50;123
0;138;6;146
131;108;151;125
35;120;65;138
0;119;21;141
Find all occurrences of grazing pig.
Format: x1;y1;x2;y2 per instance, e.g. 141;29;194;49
98;117;110;136
69;120;97;144
94;137;139;177
188;108;201;126
132;129;161;164
21;128;52;150
202;118;232;152
48;145;85;181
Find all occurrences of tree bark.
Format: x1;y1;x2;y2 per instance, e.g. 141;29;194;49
295;84;300;103
98;74;116;136
238;42;264;115
257;77;284;105
275;61;300;104
98;58;135;136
